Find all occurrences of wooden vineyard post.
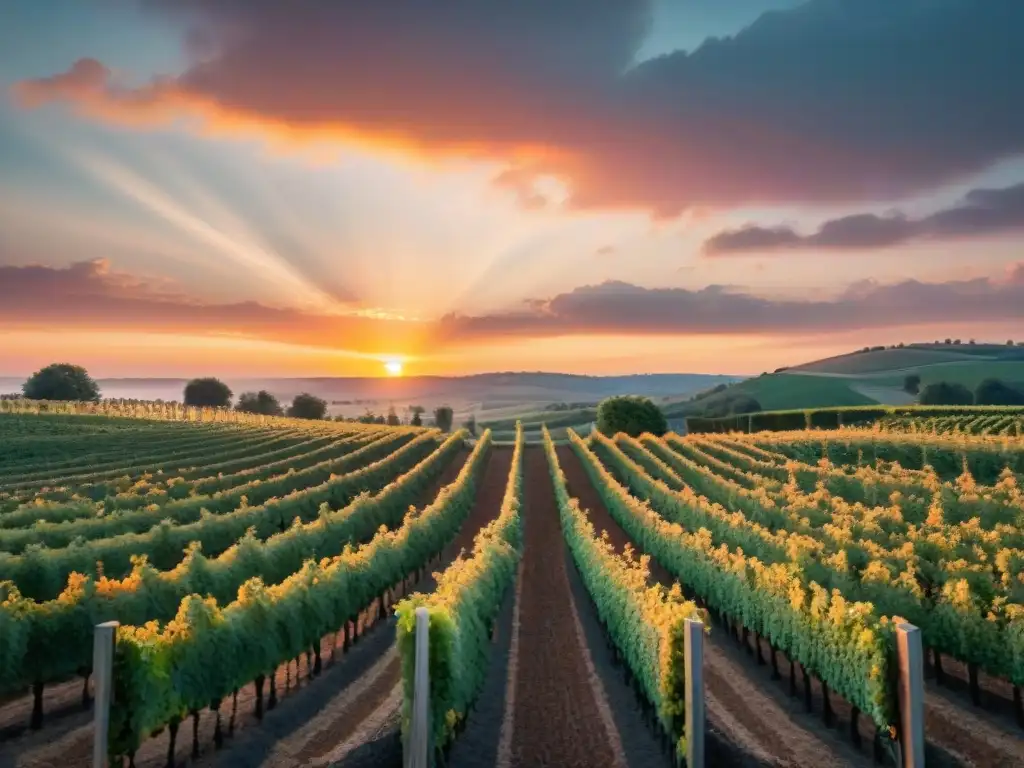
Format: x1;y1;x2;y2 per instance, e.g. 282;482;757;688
684;618;705;768
896;623;924;768
405;607;431;768
93;621;119;768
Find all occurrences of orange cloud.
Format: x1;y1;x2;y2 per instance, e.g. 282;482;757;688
0;259;434;356
13;2;1024;215
7;259;1024;352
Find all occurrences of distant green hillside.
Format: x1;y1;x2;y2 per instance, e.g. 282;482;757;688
793;347;984;374
866;360;1024;390
664;373;874;419
666;342;1024;419
794;342;1024;375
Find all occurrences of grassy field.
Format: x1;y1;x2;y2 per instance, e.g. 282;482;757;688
793;346;985;374
671;346;1024;419
664;372;874;419
864;359;1024;389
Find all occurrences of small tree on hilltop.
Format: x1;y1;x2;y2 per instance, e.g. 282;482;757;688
433;406;454;433
288;393;328;420
386;406;401;426
236;390;284;416
919;381;973;406
184;377;232;408
23;363;100;402
596;395;667;437
974;378;1024;406
410;410;423;427
903;374;921;395
728;395;762;415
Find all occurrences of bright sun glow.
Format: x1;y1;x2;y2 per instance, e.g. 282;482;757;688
384;359;404;376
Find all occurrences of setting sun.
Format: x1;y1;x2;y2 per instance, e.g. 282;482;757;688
384;359;403;376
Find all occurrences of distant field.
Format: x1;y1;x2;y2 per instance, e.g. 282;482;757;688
481;407;596;431
793;347;986;375
682;348;1024;417
491;422;593;442
862;360;1024;390
665;373;874;418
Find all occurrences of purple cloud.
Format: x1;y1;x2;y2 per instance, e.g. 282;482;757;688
705;182;1024;254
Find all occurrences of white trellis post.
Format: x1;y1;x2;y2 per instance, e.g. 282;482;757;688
405;607;431;768
896;623;924;768
684;618;705;767
93;620;119;767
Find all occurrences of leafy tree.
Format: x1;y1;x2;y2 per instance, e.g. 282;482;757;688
386;406;401;426
463;415;477;436
22;363;100;402
903;374;921;395
374;414;386;425
918;382;973;406
433;406;454;433
357;410;378;424
287;393;328;420
728;395;762;415
1009;340;1016;346
184;378;232;408
944;338;952;345
410;410;423;427
596;395;667;437
236;390;283;416
974;378;1024;406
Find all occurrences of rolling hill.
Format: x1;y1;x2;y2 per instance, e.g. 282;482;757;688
667;342;1024;419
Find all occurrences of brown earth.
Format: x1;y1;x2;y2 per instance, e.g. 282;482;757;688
503;446;622;768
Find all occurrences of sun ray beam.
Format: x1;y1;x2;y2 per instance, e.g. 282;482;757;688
63;145;347;314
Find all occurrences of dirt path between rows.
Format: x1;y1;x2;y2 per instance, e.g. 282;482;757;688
556;444;872;768
500;445;623;768
263;446;515;768
319;444;518;768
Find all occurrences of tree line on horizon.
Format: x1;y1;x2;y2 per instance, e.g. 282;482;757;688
903;373;1024;406
10;364;460;431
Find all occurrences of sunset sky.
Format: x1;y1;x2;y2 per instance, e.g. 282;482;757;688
2;0;1023;378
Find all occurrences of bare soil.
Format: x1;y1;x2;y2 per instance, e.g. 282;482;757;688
502;446;622;768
